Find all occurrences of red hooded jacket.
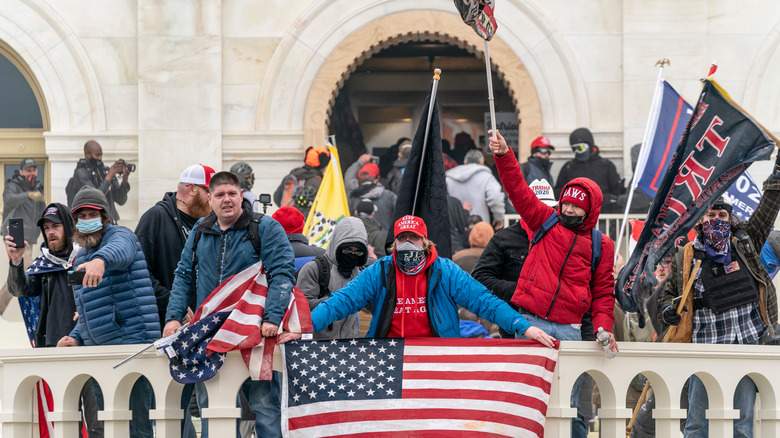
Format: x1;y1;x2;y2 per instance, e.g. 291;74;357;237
495;149;615;336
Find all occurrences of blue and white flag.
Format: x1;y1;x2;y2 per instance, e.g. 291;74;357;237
723;171;762;221
635;80;694;198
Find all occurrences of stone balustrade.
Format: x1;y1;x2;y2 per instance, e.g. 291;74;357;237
1;341;778;438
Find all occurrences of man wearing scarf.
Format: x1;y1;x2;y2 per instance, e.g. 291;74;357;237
658;153;780;438
6;202;79;347
286;215;555;348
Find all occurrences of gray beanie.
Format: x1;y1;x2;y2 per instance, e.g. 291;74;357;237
70;186;109;213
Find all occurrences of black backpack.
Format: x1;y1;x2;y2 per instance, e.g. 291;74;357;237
66;170;83;207
189;211;264;296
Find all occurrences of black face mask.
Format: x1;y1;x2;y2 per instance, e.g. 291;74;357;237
559;213;585;229
539;157;551;168
574;150;593;162
88;157;101;167
335;244;367;278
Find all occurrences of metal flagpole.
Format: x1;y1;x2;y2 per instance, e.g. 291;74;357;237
484;41;497;140
614;58;669;262
411;68;441;216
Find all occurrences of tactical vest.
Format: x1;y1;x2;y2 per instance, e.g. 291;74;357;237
697;254;760;314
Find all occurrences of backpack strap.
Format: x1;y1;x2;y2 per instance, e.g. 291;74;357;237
530;211;560;247
313;254;331;299
590;228;602;273
246;211;265;257
189;229;203;301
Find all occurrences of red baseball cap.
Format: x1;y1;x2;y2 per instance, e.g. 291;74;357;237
394;215;428;239
531;136;555;150
358;163;380;179
180;164;216;188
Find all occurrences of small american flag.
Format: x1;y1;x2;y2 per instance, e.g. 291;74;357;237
168;261;312;383
283;337;559;437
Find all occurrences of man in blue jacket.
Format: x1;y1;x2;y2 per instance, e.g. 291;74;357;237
164;171;296;438
282;215;554;345
57;186;160;438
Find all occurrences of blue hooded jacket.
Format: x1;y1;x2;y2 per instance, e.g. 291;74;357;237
311;255;531;337
166;211;296;326
69;224;161;345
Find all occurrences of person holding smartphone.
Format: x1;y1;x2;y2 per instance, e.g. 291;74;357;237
0;158;46;318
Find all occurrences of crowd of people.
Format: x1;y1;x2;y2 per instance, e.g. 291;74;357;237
2;128;779;438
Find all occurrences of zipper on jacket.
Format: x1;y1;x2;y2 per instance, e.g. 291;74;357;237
79;290;97;344
217;232;227;283
545;234;578;319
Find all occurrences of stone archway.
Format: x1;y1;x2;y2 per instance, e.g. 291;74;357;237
302;12;541;157
256;0;589;159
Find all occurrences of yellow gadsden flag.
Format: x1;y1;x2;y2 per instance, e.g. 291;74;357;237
303;144;349;248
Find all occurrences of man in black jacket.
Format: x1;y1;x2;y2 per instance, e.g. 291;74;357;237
135;164;215;325
73;140;132;223
554;127;625;212
272;205;324;271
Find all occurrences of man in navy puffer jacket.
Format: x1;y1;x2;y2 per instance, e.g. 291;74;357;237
58;186;160;438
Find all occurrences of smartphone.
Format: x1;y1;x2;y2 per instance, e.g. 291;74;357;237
68;270;86;286
370;156;380;165
8;218;24;248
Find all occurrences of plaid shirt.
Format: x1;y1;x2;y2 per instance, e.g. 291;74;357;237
690;239;766;344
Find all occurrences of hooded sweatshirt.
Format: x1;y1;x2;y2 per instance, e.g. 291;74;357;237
495;148;615;337
297;217;369;339
7;203;78;347
388;246;438;337
446;163;505;224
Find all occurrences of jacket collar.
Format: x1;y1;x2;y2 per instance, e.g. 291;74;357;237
196;209;252;234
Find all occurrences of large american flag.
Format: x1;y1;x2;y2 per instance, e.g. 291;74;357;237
282;337;559;437
168;261;312;383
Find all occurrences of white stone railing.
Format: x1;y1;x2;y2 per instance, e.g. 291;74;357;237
1;341;778;438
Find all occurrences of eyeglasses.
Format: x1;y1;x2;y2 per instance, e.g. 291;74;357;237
341;248;365;256
571;143;589;154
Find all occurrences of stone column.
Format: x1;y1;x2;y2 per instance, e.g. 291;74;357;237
137;0;223;212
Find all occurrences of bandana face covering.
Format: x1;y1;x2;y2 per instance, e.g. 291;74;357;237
76;217;103;233
702;218;731;254
396;241;426;275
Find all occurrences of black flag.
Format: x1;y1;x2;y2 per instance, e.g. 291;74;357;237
616;79;775;325
387;89;452;258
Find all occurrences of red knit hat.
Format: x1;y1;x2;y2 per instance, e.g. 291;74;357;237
272;206;304;234
394;215;428;238
560;184;590;213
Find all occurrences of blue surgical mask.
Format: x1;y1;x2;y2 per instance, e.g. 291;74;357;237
76;217;103;233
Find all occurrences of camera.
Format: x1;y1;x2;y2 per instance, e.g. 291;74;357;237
259;193;272;204
117;159;136;173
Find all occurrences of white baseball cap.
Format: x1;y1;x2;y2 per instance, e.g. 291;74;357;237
179;164;216;188
529;179;557;207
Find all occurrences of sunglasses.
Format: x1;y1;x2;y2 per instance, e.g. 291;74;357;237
341;247;365;256
571;143;589;154
535;148;551;156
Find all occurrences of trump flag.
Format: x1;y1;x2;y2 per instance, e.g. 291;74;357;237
616;79;775;322
282;337;559;437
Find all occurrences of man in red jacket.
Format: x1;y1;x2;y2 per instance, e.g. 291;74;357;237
490;129;618;437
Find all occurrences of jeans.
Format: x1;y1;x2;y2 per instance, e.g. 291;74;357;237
684;374;757;438
199;372;282;438
516;311;586;438
129;377;154;438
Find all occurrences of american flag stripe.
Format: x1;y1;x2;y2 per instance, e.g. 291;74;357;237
283;338;558;437
192;262;265;320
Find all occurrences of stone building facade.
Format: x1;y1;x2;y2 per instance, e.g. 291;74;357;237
1;0;780;226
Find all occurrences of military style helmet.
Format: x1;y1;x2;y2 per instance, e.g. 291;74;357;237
230;162;255;191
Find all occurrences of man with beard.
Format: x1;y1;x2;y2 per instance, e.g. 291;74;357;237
135;164;215;324
0;158;46;317
57;186;160;438
164;171;296;438
73;139;132;223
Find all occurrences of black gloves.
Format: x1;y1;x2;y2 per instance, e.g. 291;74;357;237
661;296;687;326
604;194;618;205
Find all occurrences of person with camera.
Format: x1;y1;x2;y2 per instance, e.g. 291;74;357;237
71;139;132;223
0;158;46;317
296;216;370;339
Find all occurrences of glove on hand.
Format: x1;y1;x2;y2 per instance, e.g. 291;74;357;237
661;296;687;326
